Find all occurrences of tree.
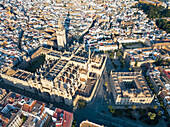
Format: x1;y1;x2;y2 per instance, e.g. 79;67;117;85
116;51;122;57
110;108;115;114
120;59;125;68
108;105;115;114
160;101;164;107
105;82;108;87
108;105;113;109
148;112;156;120
22;115;27;122
137;3;169;33
132;105;136;110
129;67;132;71
158;111;161;116
148;112;156;119
113;63;118;68
154;105;158;109
78;100;86;108
125;105;128;109
156;19;170;33
109;53;114;59
148;112;152;117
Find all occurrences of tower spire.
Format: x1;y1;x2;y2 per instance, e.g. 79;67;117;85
88;46;91;60
58;19;63;30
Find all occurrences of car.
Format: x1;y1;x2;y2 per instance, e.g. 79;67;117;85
162;116;166;119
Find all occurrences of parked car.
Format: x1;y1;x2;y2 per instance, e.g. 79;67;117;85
162;116;166;119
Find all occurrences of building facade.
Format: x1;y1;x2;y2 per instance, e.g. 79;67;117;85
1;45;107;106
110;71;154;105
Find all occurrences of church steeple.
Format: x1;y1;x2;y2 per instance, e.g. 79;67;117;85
58;19;64;30
88;46;91;60
56;18;66;50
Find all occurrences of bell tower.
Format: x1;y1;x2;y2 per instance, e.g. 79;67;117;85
56;19;67;50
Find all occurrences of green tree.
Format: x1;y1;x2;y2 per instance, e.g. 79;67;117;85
132;105;136;110
108;105;115;114
78;100;86;108
110;108;115;114
129;67;132;71
22;116;27;122
108;105;113;109
136;3;170;33
154;105;158;109
160;101;164;107
105;82;108;87
158;111;161;116
125;105;128;109
156;19;170;33
148;112;156;120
